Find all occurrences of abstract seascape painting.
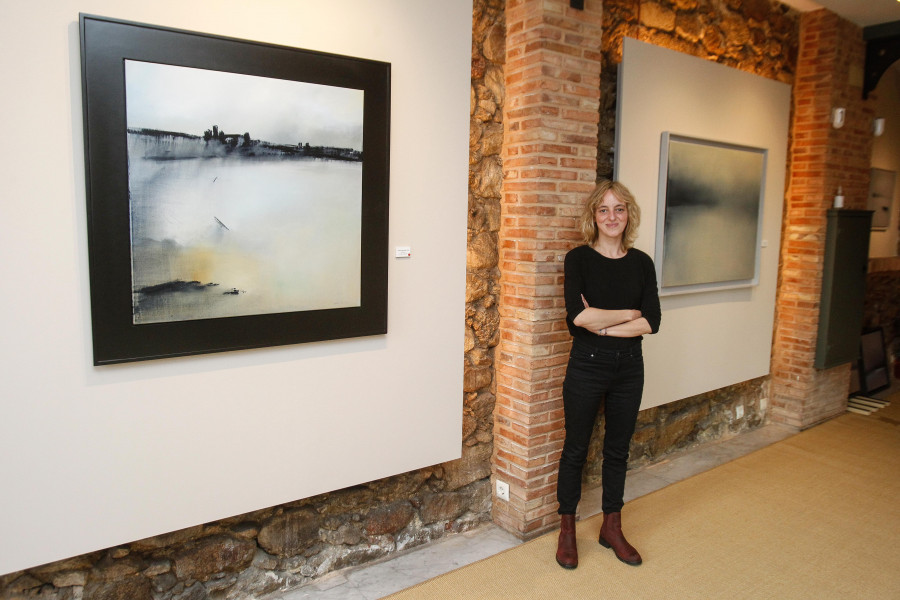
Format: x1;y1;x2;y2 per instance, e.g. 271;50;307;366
126;61;364;324
80;15;390;364
655;134;766;295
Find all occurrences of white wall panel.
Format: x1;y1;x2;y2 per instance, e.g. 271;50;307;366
616;39;791;408
0;0;470;575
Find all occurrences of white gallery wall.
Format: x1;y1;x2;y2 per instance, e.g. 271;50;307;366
616;39;792;409
0;0;471;575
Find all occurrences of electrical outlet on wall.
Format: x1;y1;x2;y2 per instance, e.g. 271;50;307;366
496;480;510;501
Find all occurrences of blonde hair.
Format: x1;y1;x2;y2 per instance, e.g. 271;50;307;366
579;180;641;249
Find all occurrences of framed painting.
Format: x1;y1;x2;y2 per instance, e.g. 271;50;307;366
80;14;390;364
867;168;895;230
859;328;890;394
655;133;766;296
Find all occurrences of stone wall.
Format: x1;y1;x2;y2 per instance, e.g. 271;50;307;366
583;0;799;484
466;0;506;466
2;473;490;600
0;2;506;599
598;0;798;179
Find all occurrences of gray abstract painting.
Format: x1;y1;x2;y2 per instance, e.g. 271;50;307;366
125;60;365;324
657;134;766;293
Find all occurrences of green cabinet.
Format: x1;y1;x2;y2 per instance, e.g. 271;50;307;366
814;209;873;369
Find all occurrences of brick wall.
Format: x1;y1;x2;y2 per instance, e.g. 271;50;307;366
494;0;603;537
770;9;875;428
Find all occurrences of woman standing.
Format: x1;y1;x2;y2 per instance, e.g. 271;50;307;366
555;180;661;569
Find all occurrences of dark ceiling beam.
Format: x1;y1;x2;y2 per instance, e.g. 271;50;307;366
864;20;900;99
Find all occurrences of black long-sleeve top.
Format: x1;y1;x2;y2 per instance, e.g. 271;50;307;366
564;245;661;349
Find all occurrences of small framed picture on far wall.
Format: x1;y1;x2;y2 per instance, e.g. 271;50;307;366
868;168;895;231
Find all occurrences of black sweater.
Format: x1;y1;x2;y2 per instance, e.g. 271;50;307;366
564;245;661;349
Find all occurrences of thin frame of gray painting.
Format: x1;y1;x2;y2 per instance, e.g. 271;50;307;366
655;133;767;296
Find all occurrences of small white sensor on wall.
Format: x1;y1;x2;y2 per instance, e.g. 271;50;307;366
832;107;845;129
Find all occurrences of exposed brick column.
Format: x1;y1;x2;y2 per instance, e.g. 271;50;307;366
492;0;602;538
771;9;875;428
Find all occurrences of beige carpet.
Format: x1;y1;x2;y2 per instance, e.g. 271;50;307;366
388;395;900;599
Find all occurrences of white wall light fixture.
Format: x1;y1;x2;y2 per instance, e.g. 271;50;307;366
873;117;886;137
832;107;846;129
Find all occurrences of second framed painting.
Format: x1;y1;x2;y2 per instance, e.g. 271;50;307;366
655;133;767;296
80;14;391;364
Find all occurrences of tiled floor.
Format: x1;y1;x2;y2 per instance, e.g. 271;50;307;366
268;386;896;600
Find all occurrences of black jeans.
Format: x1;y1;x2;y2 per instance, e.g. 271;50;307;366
557;339;644;515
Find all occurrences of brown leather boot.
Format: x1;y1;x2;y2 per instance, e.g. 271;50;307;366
598;511;642;565
555;514;578;569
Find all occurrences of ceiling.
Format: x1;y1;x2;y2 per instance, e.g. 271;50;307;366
779;0;900;28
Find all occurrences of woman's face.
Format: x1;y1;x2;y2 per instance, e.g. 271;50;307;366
594;189;628;241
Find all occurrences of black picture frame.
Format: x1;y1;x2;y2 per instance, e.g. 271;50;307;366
859;328;890;395
80;14;390;365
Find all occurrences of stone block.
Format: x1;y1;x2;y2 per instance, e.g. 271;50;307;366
226;566;292;599
640;1;676;32
464;365;493;392
176;582;208;600
477;157;503;199
419;480;490;525
441;442;493;491
150;572;177;594
467;232;499;269
4;574;43;595
172;535;255;582
467;391;496;422
364;502;416;536
27;555;98;582
464;326;477;352
462;412;478;440
368;469;432;503
483;22;506;64
51;571;87;588
321;523;366;546
468;346;494;367
257;510;320;558
481;122;504;157
484;66;506;107
83;576;152;600
470;304;500;347
89;556;143;583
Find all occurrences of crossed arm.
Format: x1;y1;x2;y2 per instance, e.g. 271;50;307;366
572;295;651;338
